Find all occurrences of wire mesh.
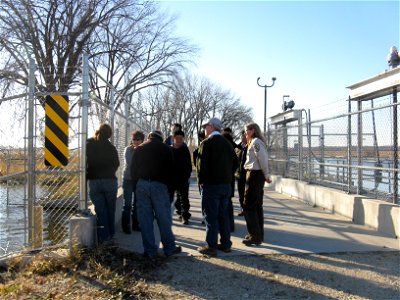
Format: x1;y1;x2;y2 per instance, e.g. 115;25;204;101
268;94;399;204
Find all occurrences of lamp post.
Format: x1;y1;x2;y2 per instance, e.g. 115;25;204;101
257;76;276;133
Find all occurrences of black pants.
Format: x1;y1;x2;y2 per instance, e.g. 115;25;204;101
237;172;246;209
172;181;191;220
243;170;265;242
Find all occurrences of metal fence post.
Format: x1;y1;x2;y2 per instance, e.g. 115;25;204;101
79;54;89;211
307;109;312;183
319;124;325;181
27;58;36;246
347;97;352;194
393;87;398;204
357;99;363;194
110;87;115;144
298;115;303;181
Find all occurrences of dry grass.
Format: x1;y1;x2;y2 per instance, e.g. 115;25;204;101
0;246;167;299
0;247;399;299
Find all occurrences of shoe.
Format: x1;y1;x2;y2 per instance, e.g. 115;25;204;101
166;246;182;257
197;246;217;256
242;239;262;246
238;212;244;216
217;244;231;253
201;220;205;225
122;227;132;234
182;219;189;225
132;226;141;232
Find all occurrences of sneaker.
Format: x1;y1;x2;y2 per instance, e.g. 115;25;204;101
217;244;231;253
166;246;182;257
242;239;262;246
197;246;217;256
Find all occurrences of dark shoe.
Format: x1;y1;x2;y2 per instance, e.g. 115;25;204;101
182;219;189;225
201;220;205;225
217;244;231;253
166;246;182;257
238;211;244;216
122;227;132;234
132;226;141;232
242;239;262;246
197;246;217;256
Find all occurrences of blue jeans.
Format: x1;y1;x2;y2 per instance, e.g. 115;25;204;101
136;179;177;257
201;184;232;249
88;179;118;243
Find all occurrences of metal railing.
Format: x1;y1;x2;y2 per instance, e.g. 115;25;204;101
268;95;399;204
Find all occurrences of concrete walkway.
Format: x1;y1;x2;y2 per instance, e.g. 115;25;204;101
115;180;399;257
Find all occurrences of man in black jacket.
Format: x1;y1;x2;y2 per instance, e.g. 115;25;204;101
196;118;238;256
131;130;181;258
171;130;192;224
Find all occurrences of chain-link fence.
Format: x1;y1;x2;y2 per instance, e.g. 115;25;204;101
0;55;150;257
268;93;399;204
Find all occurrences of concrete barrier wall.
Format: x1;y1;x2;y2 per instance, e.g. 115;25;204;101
270;176;399;238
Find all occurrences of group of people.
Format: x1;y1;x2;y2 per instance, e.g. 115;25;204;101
86;117;271;257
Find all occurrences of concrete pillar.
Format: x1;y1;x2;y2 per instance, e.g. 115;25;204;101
69;214;96;251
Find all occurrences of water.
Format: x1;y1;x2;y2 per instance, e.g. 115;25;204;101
0;183;73;256
0;185;27;255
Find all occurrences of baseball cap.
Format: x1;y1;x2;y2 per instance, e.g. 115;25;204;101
201;117;222;131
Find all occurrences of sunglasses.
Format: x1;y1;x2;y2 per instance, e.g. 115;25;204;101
132;138;143;141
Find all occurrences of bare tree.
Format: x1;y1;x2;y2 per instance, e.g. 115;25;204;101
0;0;134;101
137;73;253;145
0;0;197;110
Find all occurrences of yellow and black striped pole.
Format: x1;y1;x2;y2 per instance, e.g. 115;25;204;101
44;94;69;166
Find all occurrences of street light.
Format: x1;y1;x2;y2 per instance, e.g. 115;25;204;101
257;76;276;133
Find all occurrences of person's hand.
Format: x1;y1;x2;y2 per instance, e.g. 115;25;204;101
265;177;272;184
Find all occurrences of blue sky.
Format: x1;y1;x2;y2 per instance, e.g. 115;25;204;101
159;0;399;126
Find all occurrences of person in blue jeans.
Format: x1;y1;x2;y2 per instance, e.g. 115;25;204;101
131;130;181;258
86;123;120;245
196;118;238;256
121;130;145;234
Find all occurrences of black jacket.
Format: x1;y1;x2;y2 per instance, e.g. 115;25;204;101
172;145;192;186
131;138;174;190
196;134;238;185
86;138;120;179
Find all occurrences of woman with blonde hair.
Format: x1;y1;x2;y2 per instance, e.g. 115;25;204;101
242;122;272;246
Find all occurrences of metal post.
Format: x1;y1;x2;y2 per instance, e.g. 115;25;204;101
393;87;398;204
307;109;312;183
257;77;276;134
110;87;115;144
357;99;363;194
298;115;303;181
347;97;352;193
79;54;90;211
27;58;36;245
319;124;325;181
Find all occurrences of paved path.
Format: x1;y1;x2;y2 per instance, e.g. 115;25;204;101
115;180;399;257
